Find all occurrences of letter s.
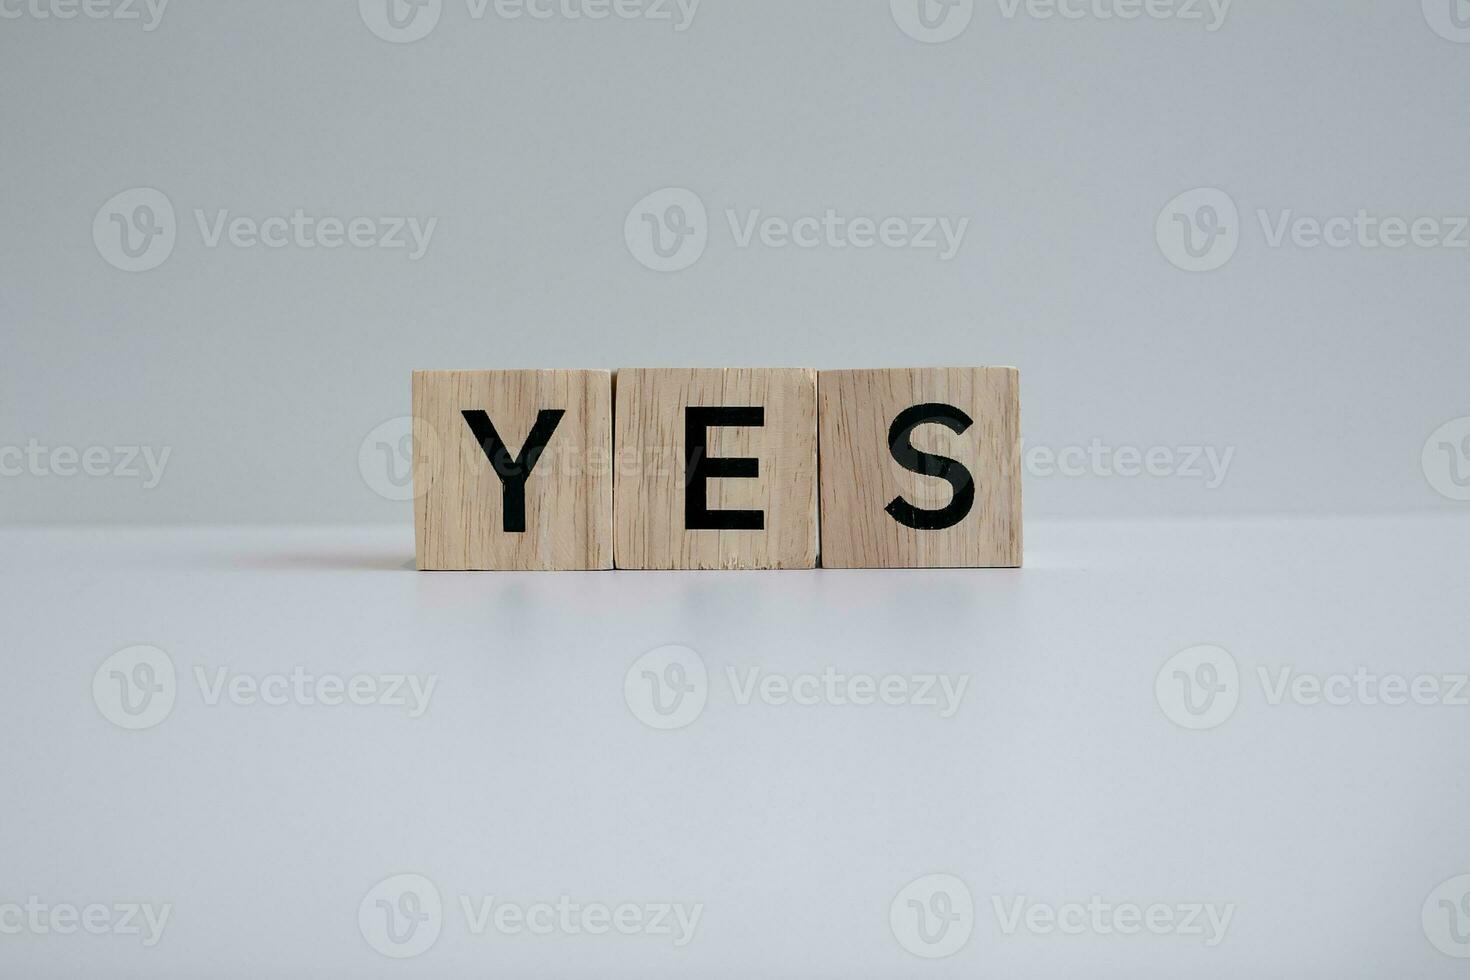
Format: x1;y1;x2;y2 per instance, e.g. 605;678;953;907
884;403;975;531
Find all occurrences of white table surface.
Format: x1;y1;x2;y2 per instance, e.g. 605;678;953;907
3;516;1467;977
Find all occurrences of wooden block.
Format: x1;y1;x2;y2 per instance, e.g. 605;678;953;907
412;370;613;571
614;368;818;570
818;368;1021;568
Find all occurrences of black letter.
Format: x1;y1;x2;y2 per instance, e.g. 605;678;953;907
461;409;565;533
884;403;975;531
685;407;764;530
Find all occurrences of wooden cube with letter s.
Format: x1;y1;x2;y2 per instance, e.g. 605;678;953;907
412;370;613;570
613;368;819;570
817;367;1022;568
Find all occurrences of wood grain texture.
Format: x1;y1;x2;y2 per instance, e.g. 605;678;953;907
614;368;818;570
413;370;612;571
818;367;1021;568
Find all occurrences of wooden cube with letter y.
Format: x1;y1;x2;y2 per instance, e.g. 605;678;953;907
412;370;613;570
818;367;1022;568
614;368;819;570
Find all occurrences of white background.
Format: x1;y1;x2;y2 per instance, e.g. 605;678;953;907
3;1;1470;977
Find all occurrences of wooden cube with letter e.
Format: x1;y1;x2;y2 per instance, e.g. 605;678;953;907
614;368;818;570
412;369;613;570
818;367;1021;568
